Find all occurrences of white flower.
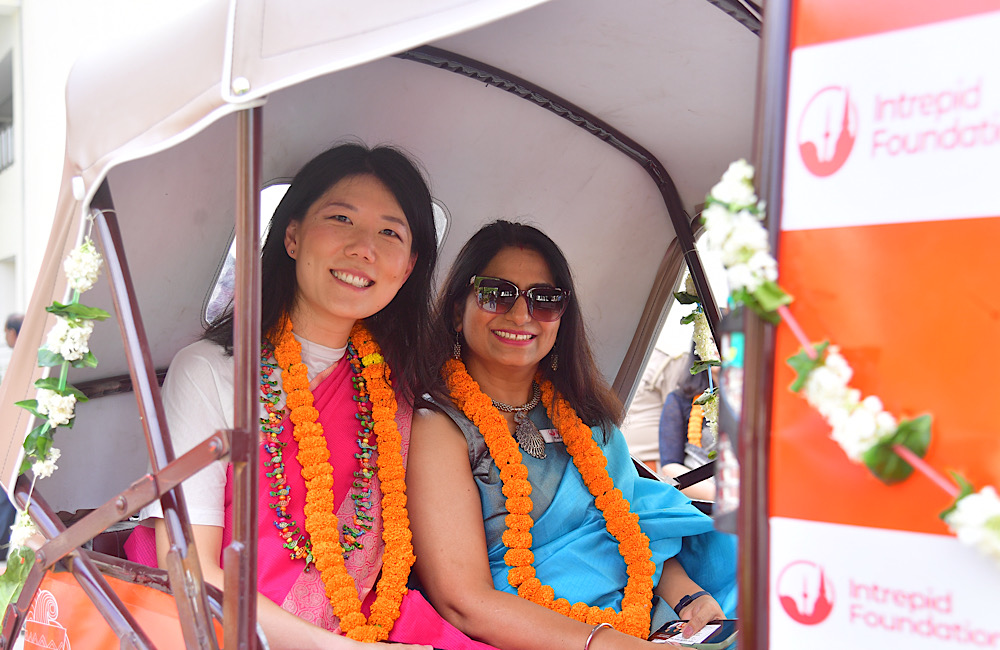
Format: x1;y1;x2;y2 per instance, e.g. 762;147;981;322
718;211;768;266
10;511;39;549
36;389;76;427
32;448;61;479
701;203;736;251
802;347;855;419
64;238;104;293
828;396;897;461
692;311;720;362
684;274;697;296
44;317;94;361
944;486;1000;563
702;392;719;437
710;159;758;209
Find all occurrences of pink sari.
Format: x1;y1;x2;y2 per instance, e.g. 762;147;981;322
127;357;494;649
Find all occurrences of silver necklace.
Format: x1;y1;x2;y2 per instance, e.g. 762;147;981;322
492;381;546;459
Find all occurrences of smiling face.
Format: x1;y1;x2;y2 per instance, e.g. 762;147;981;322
458;246;562;383
284;174;417;345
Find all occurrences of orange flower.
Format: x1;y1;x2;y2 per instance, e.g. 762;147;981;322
444;359;654;637
274;320;413;641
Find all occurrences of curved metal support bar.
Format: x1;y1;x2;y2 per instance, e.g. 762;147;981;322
704;0;763;35
395;45;722;344
91;190;219;650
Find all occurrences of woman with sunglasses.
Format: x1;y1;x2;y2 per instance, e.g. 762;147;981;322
407;221;737;650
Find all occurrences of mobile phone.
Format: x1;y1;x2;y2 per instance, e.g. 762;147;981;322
647;619;737;648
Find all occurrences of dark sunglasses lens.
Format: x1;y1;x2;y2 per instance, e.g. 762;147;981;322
476;278;519;312
527;288;568;321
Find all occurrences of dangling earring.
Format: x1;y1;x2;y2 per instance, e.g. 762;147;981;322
453;332;462;360
550;353;559;372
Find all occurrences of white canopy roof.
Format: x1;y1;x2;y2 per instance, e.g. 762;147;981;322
0;0;759;505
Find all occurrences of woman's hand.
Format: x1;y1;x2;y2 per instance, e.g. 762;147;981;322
676;593;724;638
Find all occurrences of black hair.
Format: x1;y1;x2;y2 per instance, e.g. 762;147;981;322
205;143;442;395
433;220;622;432
4;314;22;336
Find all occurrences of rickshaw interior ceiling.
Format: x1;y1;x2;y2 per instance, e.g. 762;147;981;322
7;0;758;514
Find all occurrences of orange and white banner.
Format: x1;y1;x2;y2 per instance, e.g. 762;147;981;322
770;0;1000;647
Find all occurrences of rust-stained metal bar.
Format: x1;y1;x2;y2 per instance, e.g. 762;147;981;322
9;476;154;650
223;105;262;650
739;0;792;647
92;189;219;650
32;433;228;570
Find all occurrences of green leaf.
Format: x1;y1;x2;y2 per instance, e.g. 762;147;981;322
46;301;111;321
32;378;88;402
694;388;718;405
862;415;933;485
71;350;98;368
939;472;975;521
680;312;698;325
0;547;36;613
787;341;830;392
673;291;700;305
18;457;32;475
13;400;44;420
37;348;65;367
731;288;782;324
691;359;721;374
751;280;793;313
22;424;50;456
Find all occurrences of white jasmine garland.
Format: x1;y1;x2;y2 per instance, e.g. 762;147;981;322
710;159;757;209
44;317;94;361
702;392;719;436
32;448;61;479
691;311;720;362
64;237;104;293
35;389;76;427
828;396;897;462
684;274;697;296
9;511;39;549
944;487;1000;563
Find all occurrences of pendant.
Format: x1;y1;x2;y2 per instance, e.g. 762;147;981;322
514;411;547;459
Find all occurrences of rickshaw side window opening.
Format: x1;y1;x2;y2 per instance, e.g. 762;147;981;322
203;184;450;326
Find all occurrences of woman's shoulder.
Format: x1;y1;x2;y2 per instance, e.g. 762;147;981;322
163;338;234;394
171;338;232;370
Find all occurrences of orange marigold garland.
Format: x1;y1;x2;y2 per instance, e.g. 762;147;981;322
273;320;414;642
687;398;704;448
442;358;656;638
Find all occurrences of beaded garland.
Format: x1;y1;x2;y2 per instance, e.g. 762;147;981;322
273;320;414;642
260;339;381;562
443;358;656;638
260;346;313;564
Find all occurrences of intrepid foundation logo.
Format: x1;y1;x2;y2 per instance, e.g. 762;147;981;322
777;560;835;625
797;86;858;177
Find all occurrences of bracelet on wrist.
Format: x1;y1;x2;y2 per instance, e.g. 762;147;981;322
673;590;710;614
584;622;613;650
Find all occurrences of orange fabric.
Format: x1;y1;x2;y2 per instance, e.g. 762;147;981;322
23;571;224;649
770;217;1000;534
792;0;1000;48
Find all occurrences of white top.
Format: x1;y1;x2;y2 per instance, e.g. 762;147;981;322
139;335;345;526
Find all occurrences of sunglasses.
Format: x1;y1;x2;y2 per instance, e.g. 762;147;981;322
470;275;571;322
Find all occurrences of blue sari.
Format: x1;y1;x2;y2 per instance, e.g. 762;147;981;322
441;400;738;629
